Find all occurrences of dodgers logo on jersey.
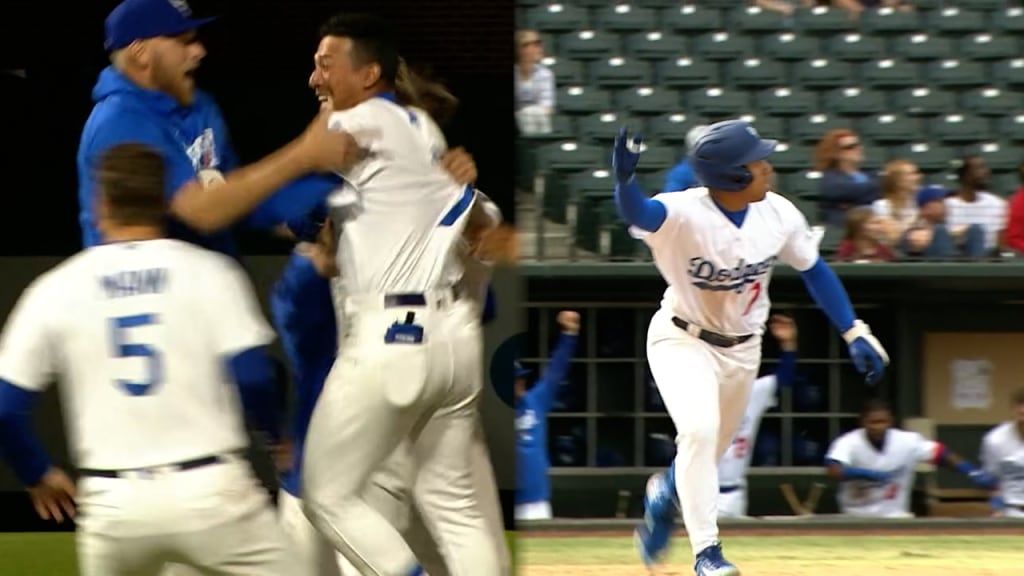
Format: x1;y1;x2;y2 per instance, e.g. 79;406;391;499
186;128;219;171
516;409;538;441
688;255;777;293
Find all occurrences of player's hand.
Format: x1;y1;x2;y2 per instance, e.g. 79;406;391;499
27;467;76;523
558;310;580;335
612;128;643;184
270;440;294;474
968;470;998;490
842;320;890;385
441;147;477;185
296;108;365;173
768;314;797;349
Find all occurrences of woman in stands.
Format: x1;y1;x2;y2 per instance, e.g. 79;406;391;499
814;129;881;227
871;159;923;247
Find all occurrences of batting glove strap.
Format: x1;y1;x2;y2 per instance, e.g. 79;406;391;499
842;320;890;365
991;495;1006;511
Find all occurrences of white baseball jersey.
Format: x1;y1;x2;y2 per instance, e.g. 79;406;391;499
718;375;778;487
326;99;473;296
825;428;941;517
980;422;1024;506
0;239;274;470
631;189;819;336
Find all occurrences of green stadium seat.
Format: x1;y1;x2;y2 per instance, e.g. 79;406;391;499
684;87;751;118
793;58;856;90
725;57;788;90
634;143;678;172
741;114;786;141
541;57;585;85
954;0;1006;11
731;5;789;34
760;32;821;62
989;172;1020;198
794;6;857;34
857;114;922;144
567;169;614;252
960;33;1019;61
557;86;614;115
663;4;724;33
992;58;1024;88
996;113;1024;142
927;113;993;144
926;7;988;34
525;3;591;32
993;7;1024;34
827;33;887;62
616;86;683;115
889;142;957;173
700;0;740;8
756;86;819;117
693;31;755;61
656;57;720;89
819;225;844;255
926;59;989;89
859;7;922;35
633;0;681;7
789;114;853;144
960;87;1023;118
825;87;887;117
646;112;711;145
773;174;817;218
624;32;688;61
600;202;642;260
967;141;1021;173
861;58;923;89
891;87;956;117
576;112;633;144
785;169;826;202
523;114;576;143
536;141;606;173
858;144;888;172
595;4;659;32
589;57;654;89
558;30;623;61
890;33;956;62
769;142;815;172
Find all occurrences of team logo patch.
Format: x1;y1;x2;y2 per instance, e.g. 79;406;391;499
167;0;192;16
186;128;219;171
687;256;776;293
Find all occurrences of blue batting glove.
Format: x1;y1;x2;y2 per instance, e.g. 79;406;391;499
612;127;643;184
842;320;890;385
968;470;999;490
867;469;893;484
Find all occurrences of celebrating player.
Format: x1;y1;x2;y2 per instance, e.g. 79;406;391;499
298;12;502;575
979;388;1024;518
826;398;996;518
0;144;293;575
612;119;890;576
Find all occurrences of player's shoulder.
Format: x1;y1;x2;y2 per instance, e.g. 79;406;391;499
651;187;708;211
832;428;865;446
983;421;1012;443
889;427;927;445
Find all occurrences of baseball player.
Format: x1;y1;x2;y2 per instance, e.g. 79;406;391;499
612;119;890;576
979;388;1024;518
825;398;996;518
298;12;502;575
643;313;797;531
0;144;293;575
515;311;580;521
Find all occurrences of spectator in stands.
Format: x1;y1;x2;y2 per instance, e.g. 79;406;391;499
901;186;987;260
871;159;921;248
1004;162;1024;256
814;129;880;228
830;0;913;19
662;124;708;192
515;29;555;136
753;0;813;16
946;156;1007;256
836;207;895;263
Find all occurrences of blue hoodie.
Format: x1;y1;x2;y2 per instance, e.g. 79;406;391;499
77;66;339;255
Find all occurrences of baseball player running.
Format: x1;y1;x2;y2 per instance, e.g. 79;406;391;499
612;119;890;576
979;388;1024;518
299;12;501;576
826;398;996;518
0;144;293;575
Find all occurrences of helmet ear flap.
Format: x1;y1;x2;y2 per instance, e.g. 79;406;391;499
691;157;752;192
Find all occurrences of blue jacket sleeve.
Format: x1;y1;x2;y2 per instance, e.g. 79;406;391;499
615;178;666;233
775;350;797;389
663;162;697;193
226;347;282;443
0;380;52;486
245;174;342;232
820;171;880;206
529;333;579;413
481;284;497;325
799;258;856;333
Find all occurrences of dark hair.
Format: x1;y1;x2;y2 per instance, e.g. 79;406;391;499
861;397;891;418
956;155;980;183
95;143;166;226
319;13;400;87
1012;387;1024;406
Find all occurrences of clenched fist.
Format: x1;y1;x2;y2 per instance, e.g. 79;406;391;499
558;310;580;335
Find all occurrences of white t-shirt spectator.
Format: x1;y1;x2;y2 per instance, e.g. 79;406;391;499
945;192;1007;251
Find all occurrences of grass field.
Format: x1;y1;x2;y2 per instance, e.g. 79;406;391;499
518;533;1024;576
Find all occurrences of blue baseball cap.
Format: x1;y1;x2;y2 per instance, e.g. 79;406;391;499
916;185;948;207
514;361;532;379
105;0;217;51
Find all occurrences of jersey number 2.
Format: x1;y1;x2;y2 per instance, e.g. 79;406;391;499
109;314;163;397
742;281;762;316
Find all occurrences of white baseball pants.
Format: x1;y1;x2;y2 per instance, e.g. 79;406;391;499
716;489;748;519
646;308;760;557
75;457;293;576
302;294;501;576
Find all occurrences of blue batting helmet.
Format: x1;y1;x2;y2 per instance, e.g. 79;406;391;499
689;120;777;192
514;361;532;379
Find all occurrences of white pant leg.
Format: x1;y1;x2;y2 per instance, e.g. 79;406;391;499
716;489;748;519
1003;506;1024;519
279;489;343;576
469;418;513;576
514;501;552;520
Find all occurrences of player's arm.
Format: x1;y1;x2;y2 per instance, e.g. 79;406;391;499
979;433;1007;514
824;436;891;483
776;201;889;384
612;129;667;232
922;436;997;490
532;311;580;413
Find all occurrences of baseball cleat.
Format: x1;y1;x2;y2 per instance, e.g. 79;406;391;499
634;471;677;567
694;542;740;576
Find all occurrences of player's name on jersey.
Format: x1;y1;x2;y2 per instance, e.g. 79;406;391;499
101;268;168;298
688;256;777;293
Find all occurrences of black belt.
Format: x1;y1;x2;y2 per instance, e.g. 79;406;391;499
672;317;754;348
719;485;741;494
79;454;226;479
384;288;459;308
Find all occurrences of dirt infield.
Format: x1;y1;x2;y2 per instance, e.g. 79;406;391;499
519;526;1024;538
519;565;1009;576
